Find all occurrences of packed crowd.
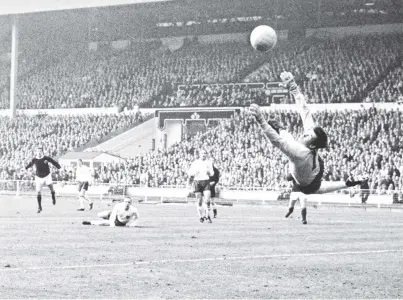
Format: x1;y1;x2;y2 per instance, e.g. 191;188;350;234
152;34;403;107
366;62;403;103
245;34;403;104
0;112;145;181
157;84;273;107
1;34;401;110
65;108;403;195
0;41;263;110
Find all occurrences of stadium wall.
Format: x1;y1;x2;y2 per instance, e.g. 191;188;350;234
306;23;403;38
0;102;400;117
43;183;396;206
85;22;402;52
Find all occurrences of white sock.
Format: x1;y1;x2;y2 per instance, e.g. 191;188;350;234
79;196;84;209
197;204;204;218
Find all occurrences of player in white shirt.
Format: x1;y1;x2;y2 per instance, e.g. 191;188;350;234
187;149;214;223
76;159;94;211
250;71;367;224
82;197;139;227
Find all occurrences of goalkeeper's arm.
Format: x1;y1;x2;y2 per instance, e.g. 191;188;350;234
250;104;307;161
280;71;315;130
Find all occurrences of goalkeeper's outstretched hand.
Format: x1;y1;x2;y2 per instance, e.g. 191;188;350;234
249;103;262;118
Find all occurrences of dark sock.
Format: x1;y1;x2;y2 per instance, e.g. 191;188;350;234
301;208;307;221
285;207;294;218
37;194;42;208
51;191;56;204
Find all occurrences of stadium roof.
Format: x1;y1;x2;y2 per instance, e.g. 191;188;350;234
0;0;171;16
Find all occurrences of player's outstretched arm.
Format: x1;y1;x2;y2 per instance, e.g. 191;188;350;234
250;104;307;161
46;156;61;169
25;160;34;170
280;72;315;130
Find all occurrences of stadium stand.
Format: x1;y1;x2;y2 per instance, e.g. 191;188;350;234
1;34;401;110
0;112;145;181
70;108;403;195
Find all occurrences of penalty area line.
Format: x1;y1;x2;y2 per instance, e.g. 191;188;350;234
1;249;402;272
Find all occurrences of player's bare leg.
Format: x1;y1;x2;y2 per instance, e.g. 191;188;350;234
77;194;85;211
83;211;112;225
195;192;205;222
82;188;93;210
97;211;112;220
47;184;56;205
204;190;212;223
85;194;94;210
77;188;85;211
82;220;110;226
78;189;93;211
285;192;300;219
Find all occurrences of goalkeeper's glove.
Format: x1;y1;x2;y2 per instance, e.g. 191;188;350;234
280;71;298;92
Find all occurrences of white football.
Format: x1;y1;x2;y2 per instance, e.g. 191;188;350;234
250;25;277;52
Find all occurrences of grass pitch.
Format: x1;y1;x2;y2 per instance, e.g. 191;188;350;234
0;196;402;299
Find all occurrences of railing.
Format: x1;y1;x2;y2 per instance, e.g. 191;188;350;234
0;180;402;207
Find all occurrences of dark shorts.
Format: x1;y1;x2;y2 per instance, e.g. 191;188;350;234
194;180;210;194
78;181;89;191
114;216;126;227
210;184;216;198
291;156;324;195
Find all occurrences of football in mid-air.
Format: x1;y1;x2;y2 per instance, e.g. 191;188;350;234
250;25;277;52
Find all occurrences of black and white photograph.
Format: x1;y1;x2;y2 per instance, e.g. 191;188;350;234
0;0;402;298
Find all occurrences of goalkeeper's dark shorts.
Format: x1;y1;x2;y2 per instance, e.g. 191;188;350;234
290;157;324;195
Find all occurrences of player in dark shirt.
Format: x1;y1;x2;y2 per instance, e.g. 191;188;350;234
209;165;220;218
25;147;61;213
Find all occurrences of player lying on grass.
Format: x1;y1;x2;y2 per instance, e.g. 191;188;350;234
250;71;368;224
82;197;139;227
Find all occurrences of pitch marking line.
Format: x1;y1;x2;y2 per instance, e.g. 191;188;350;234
1;249;402;272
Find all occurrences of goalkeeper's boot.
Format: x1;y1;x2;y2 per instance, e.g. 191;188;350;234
302;220;308;225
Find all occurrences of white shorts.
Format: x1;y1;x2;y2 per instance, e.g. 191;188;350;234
35;174;53;188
